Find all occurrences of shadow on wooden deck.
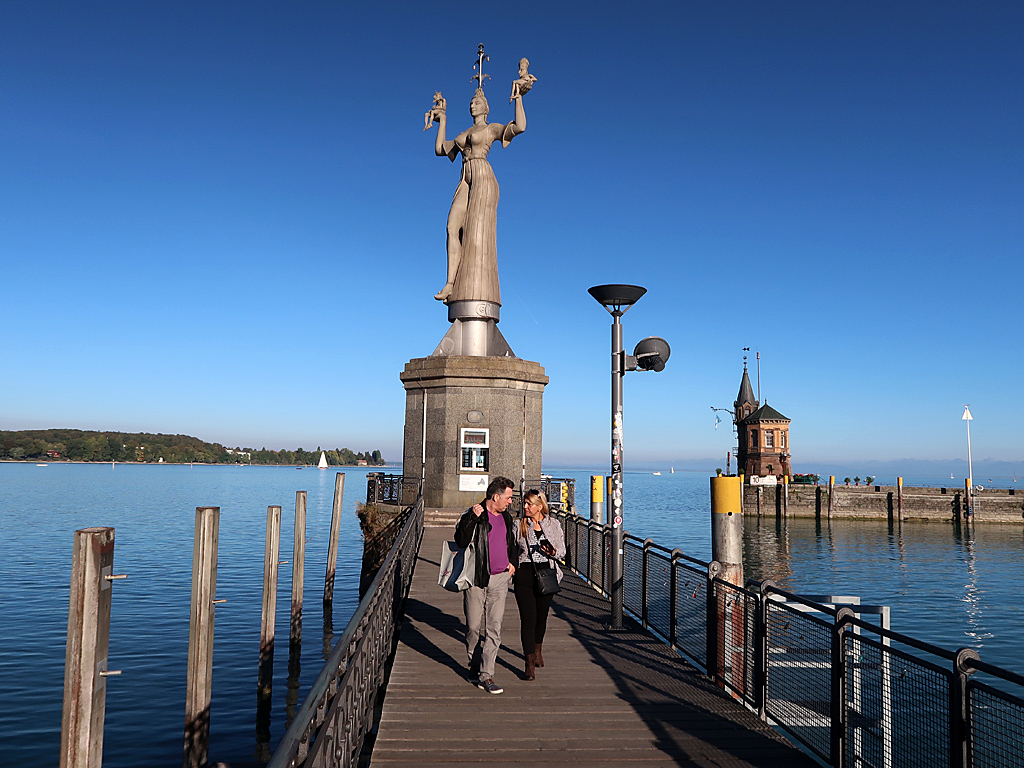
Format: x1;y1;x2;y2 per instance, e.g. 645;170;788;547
371;527;818;766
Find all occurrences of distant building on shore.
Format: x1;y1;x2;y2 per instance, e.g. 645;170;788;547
733;362;792;478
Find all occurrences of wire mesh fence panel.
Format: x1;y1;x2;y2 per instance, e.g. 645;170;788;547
713;580;758;707
645;550;672;639
602;531;611;594
874;639;952;768
675;562;707;670
574;519;588;576
842;633;893;768
576;521;590;581
623;540;643;618
591;528;606;595
968;680;1024;768
765;601;833;761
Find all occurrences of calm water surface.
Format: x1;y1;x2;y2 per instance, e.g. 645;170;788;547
3;465;1023;766
1;463;375;768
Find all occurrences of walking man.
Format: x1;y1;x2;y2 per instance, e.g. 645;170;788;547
454;476;517;694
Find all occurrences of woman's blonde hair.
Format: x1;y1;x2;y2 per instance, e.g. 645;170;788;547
519;490;549;537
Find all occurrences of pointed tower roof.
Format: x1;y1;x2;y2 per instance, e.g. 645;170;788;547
735;364;756;407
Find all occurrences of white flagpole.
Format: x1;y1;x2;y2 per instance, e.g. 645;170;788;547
962;405;974;488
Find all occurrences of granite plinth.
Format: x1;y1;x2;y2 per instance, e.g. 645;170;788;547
401;355;547;510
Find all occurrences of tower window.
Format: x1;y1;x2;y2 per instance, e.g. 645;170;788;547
750;429;757;448
765;431;774;448
781;432;787;448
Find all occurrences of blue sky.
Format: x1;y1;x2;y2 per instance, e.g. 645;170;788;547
2;2;1021;469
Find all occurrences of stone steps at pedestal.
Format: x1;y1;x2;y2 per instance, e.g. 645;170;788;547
424;507;464;528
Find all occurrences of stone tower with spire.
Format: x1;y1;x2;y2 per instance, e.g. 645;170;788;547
733;362;792;478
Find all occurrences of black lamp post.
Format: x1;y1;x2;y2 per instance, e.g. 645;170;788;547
588;284;671;629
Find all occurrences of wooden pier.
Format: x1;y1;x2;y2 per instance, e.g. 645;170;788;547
371;527;817;767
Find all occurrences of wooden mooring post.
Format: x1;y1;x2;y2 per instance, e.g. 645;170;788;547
60;527;119;768
260;506;282;678
184;507;220;768
323;473;345;604
291;491;306;644
897;477;904;521
827;475;835;518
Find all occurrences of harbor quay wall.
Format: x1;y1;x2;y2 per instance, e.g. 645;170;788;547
742;484;1024;522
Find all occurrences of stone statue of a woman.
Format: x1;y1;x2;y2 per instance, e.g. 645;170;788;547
428;82;527;305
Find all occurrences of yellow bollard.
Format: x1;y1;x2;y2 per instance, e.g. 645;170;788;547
590;475;605;524
710;475;743;586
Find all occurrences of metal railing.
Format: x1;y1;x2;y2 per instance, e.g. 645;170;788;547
365;474;575;513
552;509;1024;768
510;477;576;515
268;496;424;768
365;473;405;505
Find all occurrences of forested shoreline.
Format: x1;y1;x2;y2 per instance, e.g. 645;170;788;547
0;429;385;466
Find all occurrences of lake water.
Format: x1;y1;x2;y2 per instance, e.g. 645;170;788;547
3;463;1023;767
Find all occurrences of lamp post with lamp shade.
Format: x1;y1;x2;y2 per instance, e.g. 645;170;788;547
588;284;671;629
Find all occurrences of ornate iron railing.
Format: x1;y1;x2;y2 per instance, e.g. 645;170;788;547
552;509;1024;768
365;473;404;505
365;474;575;513
268;496;424;768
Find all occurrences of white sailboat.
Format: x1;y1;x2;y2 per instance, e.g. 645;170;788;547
670;467;675;474
318;451;329;470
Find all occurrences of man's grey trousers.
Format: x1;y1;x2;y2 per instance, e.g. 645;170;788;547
463;570;510;682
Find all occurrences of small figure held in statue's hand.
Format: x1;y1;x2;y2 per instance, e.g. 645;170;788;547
509;58;537;103
424;91;447;131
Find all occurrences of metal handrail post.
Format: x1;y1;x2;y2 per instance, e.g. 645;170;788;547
706;561;721;684
754;580;775;721
951;648;979;768
831;607;855;768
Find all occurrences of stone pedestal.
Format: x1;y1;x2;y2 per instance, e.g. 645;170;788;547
401;356;547;510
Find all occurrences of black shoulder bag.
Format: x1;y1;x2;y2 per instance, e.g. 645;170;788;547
532;527;560;595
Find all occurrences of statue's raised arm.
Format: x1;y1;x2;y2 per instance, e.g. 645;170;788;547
427;48;536;305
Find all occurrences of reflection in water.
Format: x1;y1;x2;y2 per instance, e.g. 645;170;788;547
954;518;992;645
285;637;302;730
743;514;794;585
322;602;335;661
254;640;274;763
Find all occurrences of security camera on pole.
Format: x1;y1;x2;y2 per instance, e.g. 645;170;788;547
588;284;671;630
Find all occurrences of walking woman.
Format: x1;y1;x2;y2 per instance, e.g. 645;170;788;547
514;490;566;681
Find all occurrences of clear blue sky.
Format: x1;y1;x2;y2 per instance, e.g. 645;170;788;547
2;2;1021;468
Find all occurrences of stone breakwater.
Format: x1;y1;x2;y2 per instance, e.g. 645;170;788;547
743;484;1024;522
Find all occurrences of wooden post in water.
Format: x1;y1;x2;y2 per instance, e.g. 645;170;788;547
756;485;762;517
782;474;789;518
291;491;307;644
60;527;116;768
260;506;282;672
184;507;220;768
897;477;904;522
323;474;345;604
828;476;835;519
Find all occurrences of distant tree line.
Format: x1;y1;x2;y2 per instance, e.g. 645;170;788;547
0;429;385;466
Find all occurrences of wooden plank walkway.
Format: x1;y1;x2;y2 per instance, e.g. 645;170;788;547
370;527;818;767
